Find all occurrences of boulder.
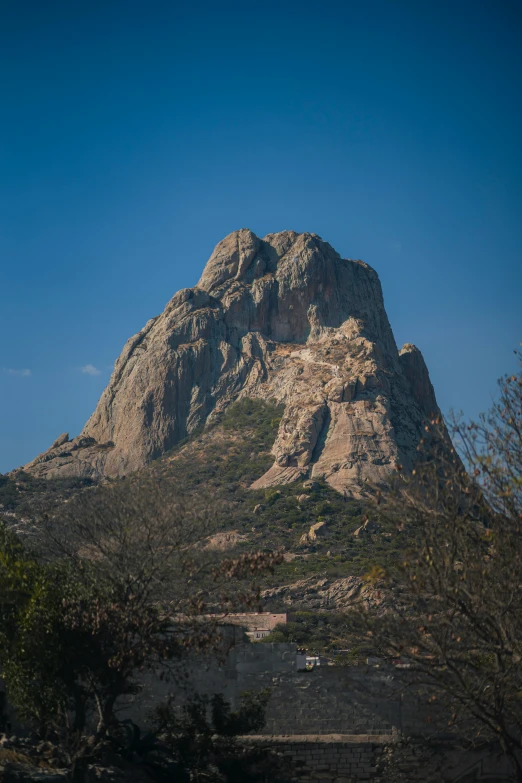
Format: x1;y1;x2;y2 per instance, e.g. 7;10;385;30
50;433;69;449
300;519;329;544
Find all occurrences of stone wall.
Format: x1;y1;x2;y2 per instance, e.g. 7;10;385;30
242;667;403;736
244;736;517;783
255;735;386;782
117;640;297;723
118;641;438;738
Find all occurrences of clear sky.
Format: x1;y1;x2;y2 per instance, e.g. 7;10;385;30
1;0;521;473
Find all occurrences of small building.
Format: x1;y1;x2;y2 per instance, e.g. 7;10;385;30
250;628;272;641
214;612;287;641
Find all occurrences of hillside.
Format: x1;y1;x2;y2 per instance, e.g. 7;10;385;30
1;397;403;619
146;398;405;613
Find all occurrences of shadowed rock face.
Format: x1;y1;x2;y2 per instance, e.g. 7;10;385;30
20;229;443;496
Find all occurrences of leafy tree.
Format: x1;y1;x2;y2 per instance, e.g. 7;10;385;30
0;526;180;737
0;473;281;742
0;524;67;732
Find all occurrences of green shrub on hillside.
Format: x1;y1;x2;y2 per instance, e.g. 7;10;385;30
221;397;283;440
260;611;356;653
0;471;94;514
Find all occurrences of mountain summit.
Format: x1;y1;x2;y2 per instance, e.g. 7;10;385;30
22;229;441;495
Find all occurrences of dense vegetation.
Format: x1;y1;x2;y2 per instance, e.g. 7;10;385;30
0;471;94;515
260;610;369;658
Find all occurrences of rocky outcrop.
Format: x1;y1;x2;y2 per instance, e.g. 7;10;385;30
20;229;444;496
398;343;438;418
299;520;329;545
262;575;389;612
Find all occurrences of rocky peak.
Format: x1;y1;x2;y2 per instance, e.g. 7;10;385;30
20;230;443;496
399;343;438;418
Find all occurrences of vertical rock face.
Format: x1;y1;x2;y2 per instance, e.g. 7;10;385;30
21;229;444;496
398;343;439;418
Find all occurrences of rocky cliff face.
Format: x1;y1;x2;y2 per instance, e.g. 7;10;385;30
21;229;442;496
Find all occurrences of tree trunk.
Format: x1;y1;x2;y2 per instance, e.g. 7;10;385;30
95;693;117;738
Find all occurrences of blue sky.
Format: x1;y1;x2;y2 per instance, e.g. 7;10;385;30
1;0;521;473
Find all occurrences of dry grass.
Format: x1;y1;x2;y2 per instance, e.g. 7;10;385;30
0;749;35;765
204;529;250;550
